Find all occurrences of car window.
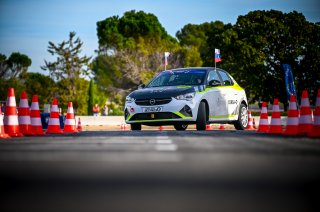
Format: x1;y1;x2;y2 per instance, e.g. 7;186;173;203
206;70;221;85
218;71;233;86
148;74;166;87
147;69;206;87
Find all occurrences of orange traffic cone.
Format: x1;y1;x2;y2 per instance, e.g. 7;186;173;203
257;102;269;133
206;124;212;130
120;122;128;131
246;111;255;130
63;102;78;133
46;98;63;134
120;122;125;130
77;118;82;132
298;90;313;135
3;88;23;137
268;99;283;134
18;91;34;135
0;107;10;138
30;95;45;135
309;89;320;138
283;95;299;136
219;124;225;130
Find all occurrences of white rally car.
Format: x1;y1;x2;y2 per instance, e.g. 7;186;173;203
124;67;248;130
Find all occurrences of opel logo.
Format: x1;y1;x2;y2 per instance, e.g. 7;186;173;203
149;99;156;105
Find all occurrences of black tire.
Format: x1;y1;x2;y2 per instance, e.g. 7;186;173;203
131;123;142;131
234;104;248;130
196;102;207;130
174;124;188;131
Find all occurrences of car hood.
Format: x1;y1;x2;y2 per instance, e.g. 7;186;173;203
129;86;201;99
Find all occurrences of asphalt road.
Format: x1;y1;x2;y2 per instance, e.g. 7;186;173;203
1;130;320;212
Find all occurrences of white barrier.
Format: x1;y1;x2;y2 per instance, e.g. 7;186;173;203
75;116;288;127
76;116;125;126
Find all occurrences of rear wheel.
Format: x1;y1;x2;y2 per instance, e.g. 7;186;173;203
131;123;141;131
234;104;248;130
196;102;207;130
174;124;188;131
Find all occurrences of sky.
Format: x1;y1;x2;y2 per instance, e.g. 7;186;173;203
0;0;319;74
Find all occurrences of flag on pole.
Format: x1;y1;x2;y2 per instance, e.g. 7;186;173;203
214;49;222;62
283;64;297;102
164;52;170;66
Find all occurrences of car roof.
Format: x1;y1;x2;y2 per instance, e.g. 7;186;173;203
163;67;226;73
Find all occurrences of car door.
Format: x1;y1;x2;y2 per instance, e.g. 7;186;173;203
205;70;228;119
217;70;240;117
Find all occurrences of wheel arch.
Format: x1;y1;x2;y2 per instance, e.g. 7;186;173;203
241;100;248;108
200;99;209;122
234;99;248;117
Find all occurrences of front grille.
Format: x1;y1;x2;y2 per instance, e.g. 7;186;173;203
135;98;172;106
130;112;181;121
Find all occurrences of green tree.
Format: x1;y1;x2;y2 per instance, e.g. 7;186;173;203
24;72;58;106
71;78;91;115
41;32;91;97
0;52;31;79
234;10;320;107
176;23;207;48
41;32;93;114
0;52;32;102
7;52;32;79
0;53;8;78
177;10;320;108
94;10;184;103
292;20;320;105
176;21;233;67
0;77;25;102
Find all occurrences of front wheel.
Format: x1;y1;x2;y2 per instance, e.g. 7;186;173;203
174;124;188;131
196;102;207;130
131;123;142;131
234;104;248;130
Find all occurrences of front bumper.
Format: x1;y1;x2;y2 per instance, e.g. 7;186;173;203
125;97;199;124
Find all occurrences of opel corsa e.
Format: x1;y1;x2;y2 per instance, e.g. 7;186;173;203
124;67;248;131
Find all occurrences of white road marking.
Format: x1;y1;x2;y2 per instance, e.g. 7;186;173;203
155;144;178;151
155;136;169;139
154;136;178;151
155;139;172;144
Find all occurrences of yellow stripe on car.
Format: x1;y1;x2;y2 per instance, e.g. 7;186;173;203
209;114;237;119
173;112;192;119
196;84;244;94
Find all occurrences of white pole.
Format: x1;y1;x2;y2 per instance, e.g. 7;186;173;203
214;49;216;70
164;52;170;70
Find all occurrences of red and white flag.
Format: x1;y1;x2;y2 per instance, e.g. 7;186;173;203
215;48;222;62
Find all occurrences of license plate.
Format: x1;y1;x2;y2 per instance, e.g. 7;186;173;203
142;106;163;113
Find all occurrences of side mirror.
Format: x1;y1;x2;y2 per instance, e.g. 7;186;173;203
208;80;222;87
138;84;146;89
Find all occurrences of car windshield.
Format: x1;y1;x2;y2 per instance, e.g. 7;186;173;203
147;69;206;88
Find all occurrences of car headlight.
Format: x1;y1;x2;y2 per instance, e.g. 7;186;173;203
125;96;135;103
175;92;195;101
